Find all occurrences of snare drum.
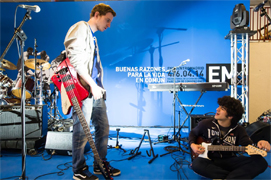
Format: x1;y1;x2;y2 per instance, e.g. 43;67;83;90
12;77;34;99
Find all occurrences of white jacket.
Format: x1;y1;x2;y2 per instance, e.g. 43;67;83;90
64;21;104;89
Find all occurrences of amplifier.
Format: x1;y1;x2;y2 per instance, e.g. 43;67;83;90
0;105;47;140
190;114;214;130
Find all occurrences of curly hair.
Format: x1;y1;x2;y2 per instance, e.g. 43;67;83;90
217;96;244;125
90;3;116;18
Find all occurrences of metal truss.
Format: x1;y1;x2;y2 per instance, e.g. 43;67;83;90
226;29;256;123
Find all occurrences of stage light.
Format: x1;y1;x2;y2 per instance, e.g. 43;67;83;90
230;3;249;30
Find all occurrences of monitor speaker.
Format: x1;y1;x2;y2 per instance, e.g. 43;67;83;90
190;114;214;130
45;131;90;155
0;105;47;140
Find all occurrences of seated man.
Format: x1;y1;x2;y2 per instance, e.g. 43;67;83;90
189;96;270;179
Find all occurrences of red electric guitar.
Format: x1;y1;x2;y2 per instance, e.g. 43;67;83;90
51;58;113;180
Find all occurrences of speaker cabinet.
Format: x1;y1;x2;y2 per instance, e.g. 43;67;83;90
0;105;47;140
246;121;271;143
45;131;72;151
45;131;90;155
190;114;214;130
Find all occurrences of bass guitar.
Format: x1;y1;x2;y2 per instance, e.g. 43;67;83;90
191;136;267;160
51;58;113;180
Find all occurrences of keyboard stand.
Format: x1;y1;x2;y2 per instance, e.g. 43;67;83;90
174;90;205;138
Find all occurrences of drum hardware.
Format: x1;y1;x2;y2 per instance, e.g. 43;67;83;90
36;65;45;105
0;73;13;88
25;56;51;105
46;85;64;131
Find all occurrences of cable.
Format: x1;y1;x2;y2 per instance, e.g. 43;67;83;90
169;152;191;180
33;162;72;180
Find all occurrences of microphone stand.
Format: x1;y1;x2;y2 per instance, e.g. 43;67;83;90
259;6;271;24
0;10;32;180
159;60;190;156
17;11;31;180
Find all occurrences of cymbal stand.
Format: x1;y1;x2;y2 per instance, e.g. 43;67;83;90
48;86;64;131
37;65;44;105
33;39;38;104
47;86;63;131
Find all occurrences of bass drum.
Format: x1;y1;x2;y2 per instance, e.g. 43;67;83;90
0;98;21;105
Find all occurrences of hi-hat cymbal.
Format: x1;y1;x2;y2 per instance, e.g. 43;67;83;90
0;67;5;71
25;59;51;70
0;59;17;70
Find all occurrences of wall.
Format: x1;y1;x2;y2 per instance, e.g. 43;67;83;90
249;42;271;123
0;1;249;126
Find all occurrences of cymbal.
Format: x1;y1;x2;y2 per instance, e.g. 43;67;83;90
0;67;5;71
25;59;51;70
0;59;17;70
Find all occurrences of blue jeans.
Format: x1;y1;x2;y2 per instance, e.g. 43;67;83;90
72;97;109;172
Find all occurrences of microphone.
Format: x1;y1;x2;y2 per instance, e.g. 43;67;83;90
166;59;190;72
178;59;190;66
254;0;268;12
18;5;41;13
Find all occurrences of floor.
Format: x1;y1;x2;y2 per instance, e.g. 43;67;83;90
0;127;271;180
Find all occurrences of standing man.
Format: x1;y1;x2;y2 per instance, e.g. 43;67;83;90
64;3;119;180
189;96;270;179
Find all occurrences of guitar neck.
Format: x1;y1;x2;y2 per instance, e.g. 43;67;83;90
71;97;100;159
208;145;246;152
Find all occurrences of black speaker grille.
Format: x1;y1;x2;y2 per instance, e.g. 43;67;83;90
0;105;47;140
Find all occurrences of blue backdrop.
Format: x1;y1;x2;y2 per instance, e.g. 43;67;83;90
0;1;249;127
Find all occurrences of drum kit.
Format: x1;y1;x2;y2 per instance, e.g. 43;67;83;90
0;57;63;122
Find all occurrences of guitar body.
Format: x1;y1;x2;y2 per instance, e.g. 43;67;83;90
51;58;113;180
51;58;89;115
191;136;210;160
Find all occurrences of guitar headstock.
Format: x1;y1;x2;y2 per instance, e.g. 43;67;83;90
246;145;267;157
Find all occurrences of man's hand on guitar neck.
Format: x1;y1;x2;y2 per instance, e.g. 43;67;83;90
191;143;205;155
257;140;271;152
91;84;106;100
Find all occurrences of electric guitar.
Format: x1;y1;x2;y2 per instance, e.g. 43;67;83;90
191;136;267;160
51;58;113;180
